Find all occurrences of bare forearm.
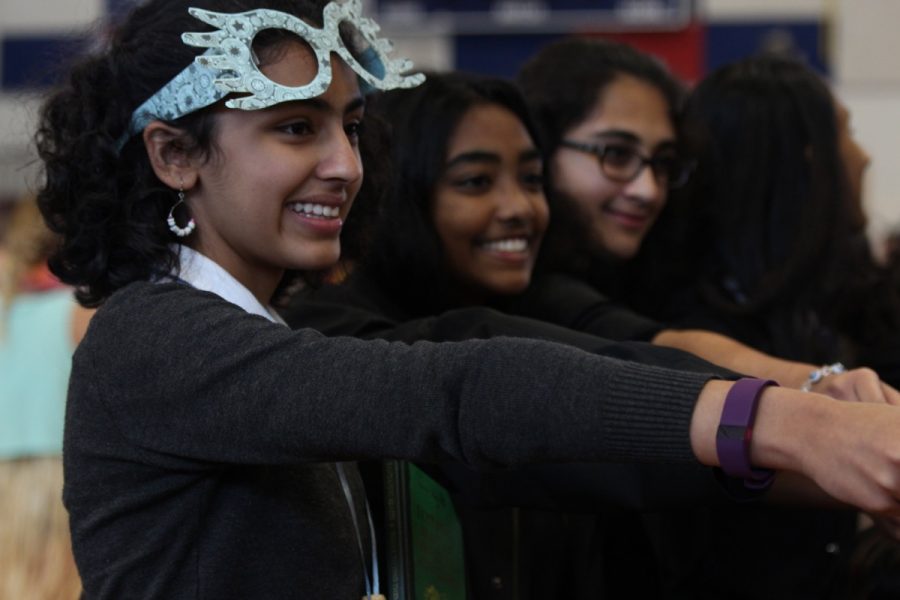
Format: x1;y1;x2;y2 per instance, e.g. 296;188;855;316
689;378;900;518
652;329;810;386
653;329;900;404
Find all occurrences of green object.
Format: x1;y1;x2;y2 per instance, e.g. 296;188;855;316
382;461;466;600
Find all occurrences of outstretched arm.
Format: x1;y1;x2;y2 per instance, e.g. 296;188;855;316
654;328;900;404
515;273;900;404
690;379;900;521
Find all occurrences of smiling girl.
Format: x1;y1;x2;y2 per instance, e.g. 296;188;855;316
288;70;762;598
286;70;900;597
429;101;548;301
515;37;900;401
516;40;897;599
35;2;900;598
34;4;733;597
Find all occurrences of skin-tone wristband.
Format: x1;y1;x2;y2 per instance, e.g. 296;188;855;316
716;378;779;490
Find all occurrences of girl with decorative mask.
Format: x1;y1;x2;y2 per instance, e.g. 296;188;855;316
36;2;900;598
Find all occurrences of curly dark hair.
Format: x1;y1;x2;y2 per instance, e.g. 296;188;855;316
35;0;388;307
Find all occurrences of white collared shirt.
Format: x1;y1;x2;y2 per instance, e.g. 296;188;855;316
173;245;287;326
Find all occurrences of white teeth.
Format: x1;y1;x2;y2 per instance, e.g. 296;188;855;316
481;238;529;253
290;203;340;218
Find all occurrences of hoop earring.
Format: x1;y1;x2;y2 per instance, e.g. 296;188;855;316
167;187;196;238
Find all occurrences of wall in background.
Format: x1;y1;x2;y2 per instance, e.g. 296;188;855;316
0;0;102;201
0;0;897;246
832;0;900;249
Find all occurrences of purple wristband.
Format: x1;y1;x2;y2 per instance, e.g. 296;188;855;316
716;378;778;490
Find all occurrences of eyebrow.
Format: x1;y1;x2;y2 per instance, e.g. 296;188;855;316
520;148;542;163
590;129;677;151
446;151;499;169
292;95;366;114
344;96;366;114
589;129;642;144
445;147;542;169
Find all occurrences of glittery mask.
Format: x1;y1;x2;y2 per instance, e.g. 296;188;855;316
118;0;424;150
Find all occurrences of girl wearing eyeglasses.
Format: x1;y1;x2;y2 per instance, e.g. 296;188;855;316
285;66;900;598
519;39;692;267
514;37;893;399
285;70;749;599
516;40;893;599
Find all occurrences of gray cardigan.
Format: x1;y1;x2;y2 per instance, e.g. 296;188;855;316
64;281;714;599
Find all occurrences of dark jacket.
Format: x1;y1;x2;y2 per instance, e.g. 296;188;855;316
282;271;745;600
66;281;718;599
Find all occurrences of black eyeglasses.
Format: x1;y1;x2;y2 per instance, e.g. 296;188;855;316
559;139;695;189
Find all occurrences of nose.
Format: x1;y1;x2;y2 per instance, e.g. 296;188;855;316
495;179;540;223
317;127;363;185
622;163;664;207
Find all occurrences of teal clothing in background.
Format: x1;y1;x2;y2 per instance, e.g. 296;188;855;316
0;289;74;457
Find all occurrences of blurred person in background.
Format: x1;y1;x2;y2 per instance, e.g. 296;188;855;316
658;54;900;600
0;195;91;600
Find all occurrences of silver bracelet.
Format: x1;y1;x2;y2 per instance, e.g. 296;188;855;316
800;362;846;392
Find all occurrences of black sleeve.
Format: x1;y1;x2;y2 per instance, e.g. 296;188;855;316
79;282;716;469
510;273;666;342
281;282;749;510
289;283;736;377
852;339;900;390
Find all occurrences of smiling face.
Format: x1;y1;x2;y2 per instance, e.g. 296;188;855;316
187;40;364;301
431;102;549;301
551;74;675;261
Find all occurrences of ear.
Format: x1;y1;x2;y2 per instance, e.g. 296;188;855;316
143;121;200;190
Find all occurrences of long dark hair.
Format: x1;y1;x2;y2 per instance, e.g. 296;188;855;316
677;56;899;360
516;37;688;281
36;0;383;307
355;71;543;317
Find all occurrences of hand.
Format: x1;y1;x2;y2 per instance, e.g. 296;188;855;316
810;367;900;405
693;381;900;517
786;400;900;517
